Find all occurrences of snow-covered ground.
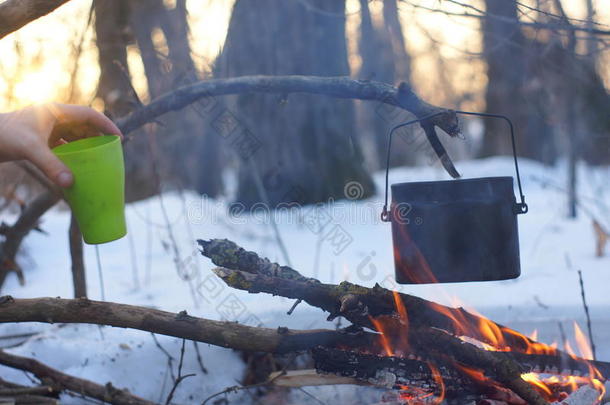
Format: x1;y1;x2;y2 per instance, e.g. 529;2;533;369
1;157;609;404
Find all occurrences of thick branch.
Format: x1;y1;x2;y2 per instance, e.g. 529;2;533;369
198;239;542;354
0;0;72;40
0;296;374;353
116;75;459;136
0;349;153;405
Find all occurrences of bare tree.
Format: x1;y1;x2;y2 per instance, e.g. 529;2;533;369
479;0;556;164
215;0;374;207
383;0;411;82
128;0;223;197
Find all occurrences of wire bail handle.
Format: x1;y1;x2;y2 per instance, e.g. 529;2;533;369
380;110;529;222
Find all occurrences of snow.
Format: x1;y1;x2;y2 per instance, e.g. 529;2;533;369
1;157;609;404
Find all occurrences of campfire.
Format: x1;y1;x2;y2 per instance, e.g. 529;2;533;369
198;239;608;405
354;290;606;404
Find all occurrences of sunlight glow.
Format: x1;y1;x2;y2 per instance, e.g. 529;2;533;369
0;0;607;110
14;69;60;105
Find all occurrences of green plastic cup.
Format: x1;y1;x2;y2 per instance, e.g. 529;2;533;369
52;135;126;244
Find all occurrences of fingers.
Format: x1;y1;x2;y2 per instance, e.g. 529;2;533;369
25;146;74;188
47;103;123;139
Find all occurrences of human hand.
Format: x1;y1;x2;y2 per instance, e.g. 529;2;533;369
0;103;122;188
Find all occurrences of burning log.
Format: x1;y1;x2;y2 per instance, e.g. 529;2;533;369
312;346;478;399
199;239;608;405
502;352;610;378
311;347;542;405
198;239;551;354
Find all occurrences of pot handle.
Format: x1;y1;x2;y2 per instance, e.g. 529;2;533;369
381;110;528;222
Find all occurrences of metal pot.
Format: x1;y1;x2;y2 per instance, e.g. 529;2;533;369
381;112;528;284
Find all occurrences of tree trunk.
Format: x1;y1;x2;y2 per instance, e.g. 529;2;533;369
128;0;223;198
93;0;132;118
479;0;556;164
215;0;374;208
382;0;410;83
357;0;417;170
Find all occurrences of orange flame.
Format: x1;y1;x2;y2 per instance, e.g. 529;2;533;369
369;315;395;357
367;268;605;403
428;362;445;404
392;220;439;284
521;372;554;397
574;322;594;360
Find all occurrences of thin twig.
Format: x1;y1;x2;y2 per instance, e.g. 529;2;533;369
146;127;199;307
577;269;597;360
94;245;105;302
150;333;176;382
164;339;195;405
145;202;153;285
192;341;208;374
69;214;87;298
247;159;296;313
297;387;327;405
201;354;298;405
126;217;140;290
67;0;94;102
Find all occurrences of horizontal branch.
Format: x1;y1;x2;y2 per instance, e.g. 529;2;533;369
0;349;153;405
0;0;72;40
116;75;459;136
0;296;374;353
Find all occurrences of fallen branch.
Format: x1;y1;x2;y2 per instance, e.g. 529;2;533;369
0;296;375;353
0;383;54;397
0;0;72;40
0;349;153;405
